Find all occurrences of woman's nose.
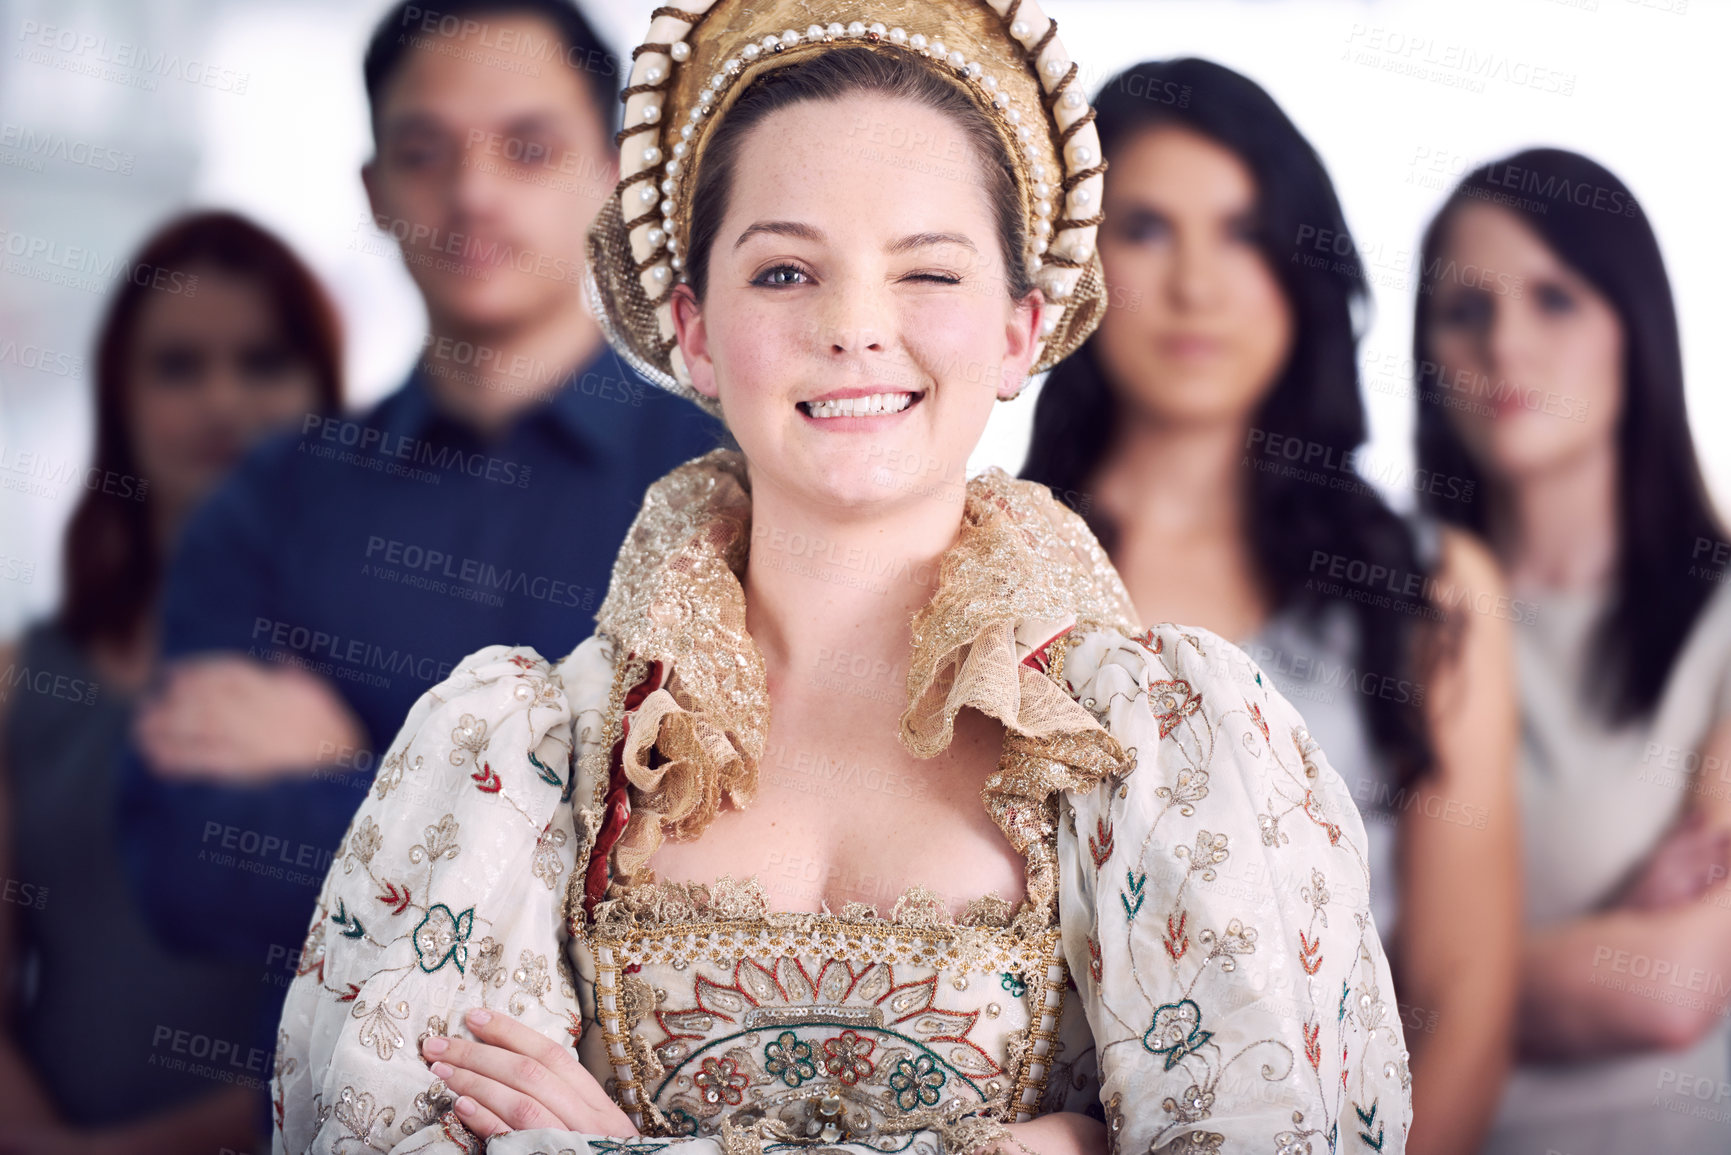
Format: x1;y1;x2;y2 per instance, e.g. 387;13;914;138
827;323;885;354
815;284;890;356
1168;237;1219;310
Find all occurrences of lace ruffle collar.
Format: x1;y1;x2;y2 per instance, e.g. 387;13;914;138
585;449;1138;929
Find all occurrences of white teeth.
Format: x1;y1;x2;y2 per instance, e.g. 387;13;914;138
803;392;916;419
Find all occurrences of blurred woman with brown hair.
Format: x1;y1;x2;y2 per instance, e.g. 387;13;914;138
1412;147;1731;1154
0;210;343;1153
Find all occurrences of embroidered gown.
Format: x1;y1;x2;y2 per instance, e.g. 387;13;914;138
272;451;1412;1155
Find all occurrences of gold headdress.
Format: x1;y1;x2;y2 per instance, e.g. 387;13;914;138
584;0;1109;414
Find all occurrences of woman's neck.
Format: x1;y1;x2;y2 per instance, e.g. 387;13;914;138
1491;437;1619;595
1095;410;1249;538
1085;410;1266;640
742;474;965;693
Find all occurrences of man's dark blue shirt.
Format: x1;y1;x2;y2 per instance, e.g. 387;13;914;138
118;347;719;976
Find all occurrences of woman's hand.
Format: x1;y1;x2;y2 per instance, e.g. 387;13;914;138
1607;809;1731;912
421;1008;638;1139
136;655;369;782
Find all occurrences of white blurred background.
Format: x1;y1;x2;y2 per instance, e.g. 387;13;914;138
1;0;1724;635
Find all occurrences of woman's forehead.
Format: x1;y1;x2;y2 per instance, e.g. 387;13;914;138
725;97;997;230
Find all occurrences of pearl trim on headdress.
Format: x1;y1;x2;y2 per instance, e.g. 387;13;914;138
596;0;1107;402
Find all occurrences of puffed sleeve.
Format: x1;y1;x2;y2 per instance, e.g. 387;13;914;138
271;636;709;1155
1055;624;1411;1155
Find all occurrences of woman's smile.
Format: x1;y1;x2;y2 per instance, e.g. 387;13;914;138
797;387;926;424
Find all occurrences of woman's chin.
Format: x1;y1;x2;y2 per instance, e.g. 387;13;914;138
1478;413;1598;482
734;400;979;516
755;451;954;517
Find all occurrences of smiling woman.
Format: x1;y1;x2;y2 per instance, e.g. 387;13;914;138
271;4;1412;1155
668;80;1034;516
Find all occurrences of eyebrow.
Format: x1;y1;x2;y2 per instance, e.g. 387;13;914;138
500;112;562;137
382;112;444;139
384;110;564;140
889;230;978;255
733;220;977;254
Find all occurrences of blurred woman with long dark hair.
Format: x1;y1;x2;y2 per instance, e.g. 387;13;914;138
0;210;343;1152
1022;58;1520;1154
1413;148;1731;1153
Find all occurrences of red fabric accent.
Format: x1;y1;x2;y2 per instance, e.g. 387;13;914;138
1021;625;1075;673
583;659;664;915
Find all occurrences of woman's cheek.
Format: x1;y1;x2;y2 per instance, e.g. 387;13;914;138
1565;310;1624;413
1554;361;1620;440
908;297;999;384
718;305;800;384
1233;254;1293;357
1425;336;1495;449
251;370;322;432
1429;333;1483;392
1103;254;1164;340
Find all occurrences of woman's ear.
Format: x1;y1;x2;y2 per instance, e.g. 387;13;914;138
669;283;720;401
999;287;1045;400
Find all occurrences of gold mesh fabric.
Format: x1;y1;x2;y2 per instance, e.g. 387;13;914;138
590;449;1139;921
588;0;1112;412
592;451;763;878
901;472;1138;758
583;195;677;400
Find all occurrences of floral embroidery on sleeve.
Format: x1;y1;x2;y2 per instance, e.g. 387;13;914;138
273;642;594;1154
1057;624;1411;1154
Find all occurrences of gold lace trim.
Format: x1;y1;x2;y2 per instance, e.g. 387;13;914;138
588;453;763;883
591;875;1024;938
570;449;1139;932
590;879;1064;973
901;478;1137;759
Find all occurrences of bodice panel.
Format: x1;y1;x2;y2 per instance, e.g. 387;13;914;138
579;914;1071;1144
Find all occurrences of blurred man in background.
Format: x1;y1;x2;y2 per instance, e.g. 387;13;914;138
118;2;717;1142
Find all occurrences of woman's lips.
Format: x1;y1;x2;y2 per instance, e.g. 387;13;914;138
1157;334;1226;358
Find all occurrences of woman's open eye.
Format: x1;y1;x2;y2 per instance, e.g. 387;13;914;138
1115;209;1171;245
752;264;809;287
1433;289;1493;331
239;344;298;384
1225;211;1263;247
1534;281;1577;316
148;344;206;386
505;136;557;168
